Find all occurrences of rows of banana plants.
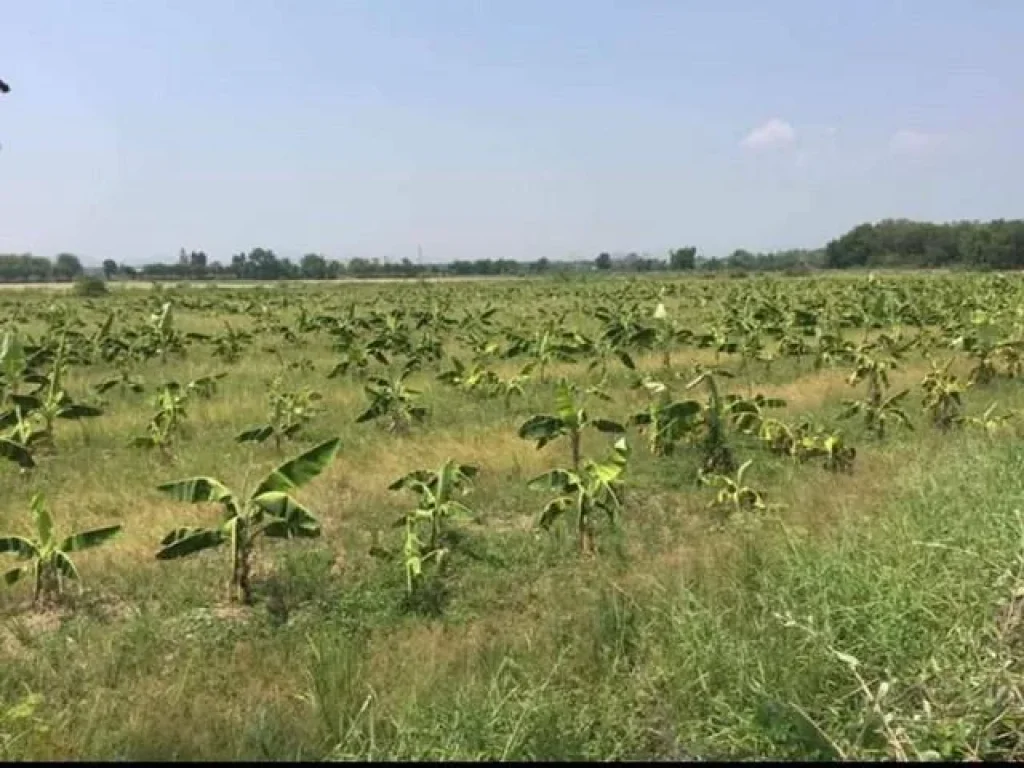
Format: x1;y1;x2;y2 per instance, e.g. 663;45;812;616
2;272;1024;613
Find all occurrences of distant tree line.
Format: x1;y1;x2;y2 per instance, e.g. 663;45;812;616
2;219;1023;283
0;253;85;282
824;219;1024;270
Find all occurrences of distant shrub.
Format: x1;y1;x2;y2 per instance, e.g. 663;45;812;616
71;275;109;296
783;265;813;277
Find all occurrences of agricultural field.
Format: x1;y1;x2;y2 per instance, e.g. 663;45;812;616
3;271;1024;760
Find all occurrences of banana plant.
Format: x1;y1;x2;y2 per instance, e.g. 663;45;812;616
140;301;184;361
518;379;625;470
1;493;121;606
387;459;478;595
0;330;29;409
326;340;389;379
757;417;803;459
186;372;227;400
583;335;636;387
133;382;190;456
686;367;737;474
94;367;145;399
436;357;500;397
700;459;770;515
528;437;629;554
212;322;253;364
0;407;44;470
495;368;531;410
839;388;913;439
920;358;965;431
629;377;702;457
355;363;428;433
841;345;912;439
17;332;102;445
724;392;788;435
651;299;691;371
812;329;854;370
952;324;1001;387
504;323;576;383
155;437;341;604
995;339;1024;379
967;402;1017;436
821;432;856;473
236;375;322;450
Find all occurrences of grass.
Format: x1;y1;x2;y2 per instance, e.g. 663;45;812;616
1;272;1023;759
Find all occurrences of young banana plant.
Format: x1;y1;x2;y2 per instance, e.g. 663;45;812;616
436;357;500;397
18;333;102;445
700;460;770;516
236;374;322;450
185;372;227;400
528;437;629;555
496;368;531;410
1;493;121;606
355;363;428;433
94;367;145;399
0;407;44;470
920;358;965;431
155;437;341;604
141;301;184;361
724;393;788;435
651;299;691;371
841;346;913;439
387;459;478;595
821;432;856;473
686;367;737;474
518;379;625;470
967;402;1017;436
840;387;913;439
212;322;253;364
327;340;389;379
757;417;801;458
0;330;30;409
133;382;190;456
629;377;702;457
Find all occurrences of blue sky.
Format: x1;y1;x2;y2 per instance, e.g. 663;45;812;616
1;0;1022;265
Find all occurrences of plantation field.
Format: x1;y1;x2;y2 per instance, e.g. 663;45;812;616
3;272;1024;759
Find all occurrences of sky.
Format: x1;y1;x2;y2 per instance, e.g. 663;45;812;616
1;0;1022;266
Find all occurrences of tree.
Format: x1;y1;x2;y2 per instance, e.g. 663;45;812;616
727;249;756;269
300;253;328;280
595;252;612;270
669;246;696;271
101;260;118;279
53;253;83;281
189;251;208;271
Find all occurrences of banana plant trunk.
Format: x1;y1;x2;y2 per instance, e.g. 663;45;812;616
229;523;254;604
578;494;593;555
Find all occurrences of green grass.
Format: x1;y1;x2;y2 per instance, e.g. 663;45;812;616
2;272;1024;759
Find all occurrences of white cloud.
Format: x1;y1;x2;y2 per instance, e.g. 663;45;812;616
740;118;796;150
889;129;945;156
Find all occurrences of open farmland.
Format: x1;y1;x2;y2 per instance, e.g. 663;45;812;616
3;272;1024;759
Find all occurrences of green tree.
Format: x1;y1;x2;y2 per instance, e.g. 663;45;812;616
101;259;118;279
669;246;696;270
595;252;612;270
300;253;328;279
53;253;83;281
